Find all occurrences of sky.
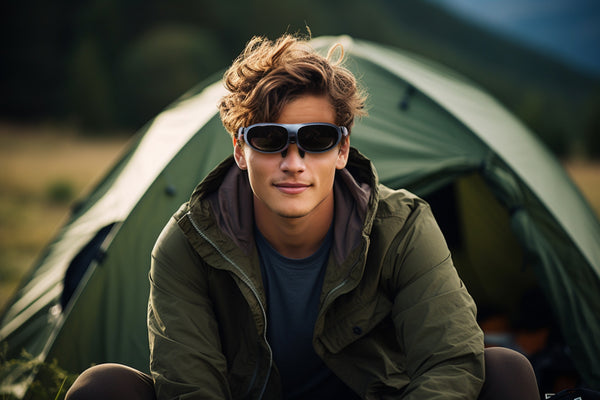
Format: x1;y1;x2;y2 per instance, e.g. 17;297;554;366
427;0;600;76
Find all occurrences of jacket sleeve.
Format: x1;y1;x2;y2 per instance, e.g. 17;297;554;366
148;215;231;399
390;201;485;399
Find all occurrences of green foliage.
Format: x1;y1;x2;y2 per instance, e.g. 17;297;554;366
22;360;76;400
67;37;117;129
115;25;229;127
46;180;75;204
0;346;78;400
515;88;572;157
2;0;599;158
583;88;600;158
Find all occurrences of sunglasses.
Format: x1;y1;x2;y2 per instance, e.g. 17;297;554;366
237;122;348;154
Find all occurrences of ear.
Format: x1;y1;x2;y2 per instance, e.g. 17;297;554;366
233;138;248;170
335;136;350;170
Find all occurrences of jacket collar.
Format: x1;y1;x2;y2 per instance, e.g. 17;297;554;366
188;147;379;264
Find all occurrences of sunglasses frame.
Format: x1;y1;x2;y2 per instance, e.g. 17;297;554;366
237;122;348;154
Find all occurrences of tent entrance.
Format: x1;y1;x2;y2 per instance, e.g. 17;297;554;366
425;172;537;316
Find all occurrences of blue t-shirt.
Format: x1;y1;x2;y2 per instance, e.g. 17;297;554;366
255;227;359;400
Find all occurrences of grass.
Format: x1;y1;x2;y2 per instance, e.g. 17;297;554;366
1;122;600;314
0;345;79;400
1;122;600;312
0;122;131;313
0;121;599;398
563;159;600;217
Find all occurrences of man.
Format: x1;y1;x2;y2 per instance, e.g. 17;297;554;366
66;34;539;399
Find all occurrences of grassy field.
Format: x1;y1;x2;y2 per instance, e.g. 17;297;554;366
0;123;599;313
0;123;132;312
563;160;600;216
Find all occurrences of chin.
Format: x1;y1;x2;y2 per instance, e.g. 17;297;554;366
276;209;309;219
271;202;313;219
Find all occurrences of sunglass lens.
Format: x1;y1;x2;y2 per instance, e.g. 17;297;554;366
298;125;339;152
247;125;288;152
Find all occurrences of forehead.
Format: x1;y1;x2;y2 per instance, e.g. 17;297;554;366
276;94;335;125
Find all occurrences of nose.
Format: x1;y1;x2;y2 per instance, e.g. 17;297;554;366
280;144;305;172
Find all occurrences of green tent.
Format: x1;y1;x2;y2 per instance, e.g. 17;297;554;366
1;36;599;397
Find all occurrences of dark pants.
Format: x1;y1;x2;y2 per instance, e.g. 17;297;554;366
65;347;540;399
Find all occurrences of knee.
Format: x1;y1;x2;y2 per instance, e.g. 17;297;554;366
481;347;540;400
485;346;533;373
66;363;155;400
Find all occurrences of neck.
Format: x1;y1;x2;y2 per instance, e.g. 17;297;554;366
254;195;334;259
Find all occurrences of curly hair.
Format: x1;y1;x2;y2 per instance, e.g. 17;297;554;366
218;34;367;139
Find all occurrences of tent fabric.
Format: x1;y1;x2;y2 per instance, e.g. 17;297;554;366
1;36;599;397
0;82;230;397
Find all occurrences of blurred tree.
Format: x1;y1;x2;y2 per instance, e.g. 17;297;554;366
1;0;599;159
517;88;570;158
67;37;117;129
115;25;228;128
0;0;80;120
583;89;600;158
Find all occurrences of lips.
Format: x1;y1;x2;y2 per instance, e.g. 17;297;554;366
274;182;310;195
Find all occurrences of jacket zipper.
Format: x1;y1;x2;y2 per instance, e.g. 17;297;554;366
186;211;273;399
320;246;364;312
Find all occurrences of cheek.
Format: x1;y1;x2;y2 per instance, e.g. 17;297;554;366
245;155;273;185
246;166;264;186
315;157;339;186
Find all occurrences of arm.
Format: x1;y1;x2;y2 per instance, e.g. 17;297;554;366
390;203;485;399
148;215;231;399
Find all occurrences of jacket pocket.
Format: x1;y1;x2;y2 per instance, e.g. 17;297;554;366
319;294;393;354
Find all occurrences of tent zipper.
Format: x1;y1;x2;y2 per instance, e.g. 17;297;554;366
186;211;273;399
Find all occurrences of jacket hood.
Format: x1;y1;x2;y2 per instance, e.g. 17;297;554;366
187;147;379;264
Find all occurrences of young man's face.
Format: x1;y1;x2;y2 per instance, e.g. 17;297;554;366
234;94;350;222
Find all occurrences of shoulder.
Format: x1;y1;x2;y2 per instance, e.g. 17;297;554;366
374;184;431;222
371;185;449;264
152;202;200;267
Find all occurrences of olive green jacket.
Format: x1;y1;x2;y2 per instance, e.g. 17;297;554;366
148;148;484;399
